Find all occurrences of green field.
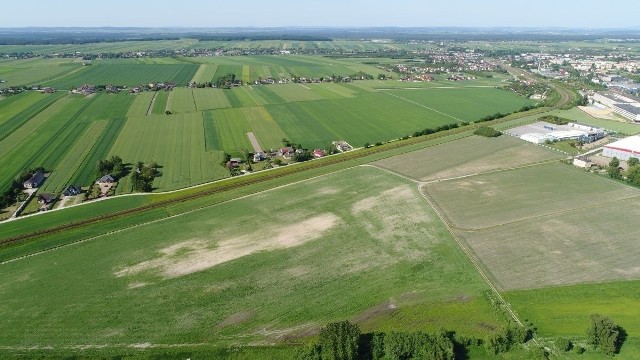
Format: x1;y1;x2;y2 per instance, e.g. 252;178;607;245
0;166;504;349
506;281;640;359
109;112;227;189
41;120;108;193
192;88;232;110
0;58;83;88
43;63;199;88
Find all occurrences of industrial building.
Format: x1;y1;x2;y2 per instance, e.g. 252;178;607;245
513;121;606;145
592;91;640;122
602;136;640;161
612;103;640;122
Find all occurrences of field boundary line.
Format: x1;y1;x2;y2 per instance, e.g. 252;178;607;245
416;184;525;327
363;165;526;329
455;193;640;233
146;91;157;116
421;158;565;184
383;91;462;121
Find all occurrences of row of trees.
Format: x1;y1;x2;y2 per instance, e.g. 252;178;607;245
296;321;456;360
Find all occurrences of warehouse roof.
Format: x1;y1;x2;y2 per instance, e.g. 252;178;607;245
605;136;640;152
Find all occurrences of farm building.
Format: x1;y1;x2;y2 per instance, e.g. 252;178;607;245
602;136;640;161
38;193;55;205
23;171;45;189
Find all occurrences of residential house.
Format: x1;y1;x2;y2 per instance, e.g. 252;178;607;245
38;193;55;206
253;152;266;162
312;149;326;158
63;185;82;197
23;171;45;189
96;174;116;184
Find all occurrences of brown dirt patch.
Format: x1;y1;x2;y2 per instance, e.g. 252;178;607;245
216;310;255;328
115;213;341;279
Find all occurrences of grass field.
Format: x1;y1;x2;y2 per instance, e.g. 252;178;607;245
505;281;640;359
192;88;232;110
151;90;170;114
0;58;83;88
422;163;640;290
374;135;565;181
191;64;219;83
40;120;108;193
110;112;227;190
166;87;197;113
0;166;504;350
43;63;199;88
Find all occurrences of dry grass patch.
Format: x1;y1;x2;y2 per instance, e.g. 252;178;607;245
115;213;341;279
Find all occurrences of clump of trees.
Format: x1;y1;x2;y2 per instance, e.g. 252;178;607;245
625;157;640;186
539;115;570;125
484;324;531;355
473;126;502;137
587;314;625;355
607;157;621;179
215;73;237;88
0;168;43;209
131;162;160;192
97;155;125;179
297;321;360;360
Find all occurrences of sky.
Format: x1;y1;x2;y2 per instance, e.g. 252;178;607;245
2;0;639;29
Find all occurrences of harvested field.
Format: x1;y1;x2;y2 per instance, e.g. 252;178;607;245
422;162;640;290
374;135;564;181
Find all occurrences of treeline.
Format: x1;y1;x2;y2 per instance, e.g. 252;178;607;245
296;320;539;360
191;34;332;41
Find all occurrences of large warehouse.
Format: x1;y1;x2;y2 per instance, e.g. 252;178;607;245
602;136;640;161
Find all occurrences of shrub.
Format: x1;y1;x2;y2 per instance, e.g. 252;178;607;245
556;338;572;352
473;126;502;137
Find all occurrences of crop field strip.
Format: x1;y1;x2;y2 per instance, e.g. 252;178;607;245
43;63;200;89
0;92;64;142
41;120;109;193
0;96;98;191
192;88;232;111
0;166;505;347
191;64;218;83
151;91;169;114
0;96;73;161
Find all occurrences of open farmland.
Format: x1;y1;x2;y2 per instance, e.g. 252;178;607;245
109;112;228;190
505;281;640;359
374;135;565;181
421;162;640;290
0;166;505;349
0;58;83;88
41;120;108;193
43;62;199;88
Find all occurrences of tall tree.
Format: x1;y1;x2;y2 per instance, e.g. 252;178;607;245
319;321;360;360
